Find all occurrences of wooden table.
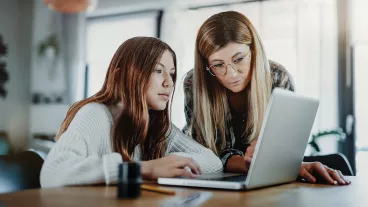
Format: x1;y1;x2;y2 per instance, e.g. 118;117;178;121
0;176;364;207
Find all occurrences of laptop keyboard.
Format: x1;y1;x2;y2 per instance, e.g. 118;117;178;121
194;174;247;182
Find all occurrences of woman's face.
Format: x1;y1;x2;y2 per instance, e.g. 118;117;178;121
146;50;175;110
207;43;252;93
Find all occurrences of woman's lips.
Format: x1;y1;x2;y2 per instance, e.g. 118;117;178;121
229;80;242;85
158;94;170;99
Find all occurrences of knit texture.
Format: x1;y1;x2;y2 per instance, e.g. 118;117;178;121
40;102;223;187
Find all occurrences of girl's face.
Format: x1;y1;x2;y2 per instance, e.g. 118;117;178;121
146;50;176;110
207;43;252;93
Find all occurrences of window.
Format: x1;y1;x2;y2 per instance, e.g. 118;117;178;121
161;7;225;129
161;0;339;145
354;44;368;175
86;11;160;97
352;0;368;176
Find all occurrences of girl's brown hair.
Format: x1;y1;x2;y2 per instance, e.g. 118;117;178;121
55;37;177;161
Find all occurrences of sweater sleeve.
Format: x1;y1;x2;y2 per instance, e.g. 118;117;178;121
40;103;123;188
166;124;223;173
269;60;295;92
182;70;194;134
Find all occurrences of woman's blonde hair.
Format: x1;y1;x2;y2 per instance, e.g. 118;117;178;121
188;11;272;154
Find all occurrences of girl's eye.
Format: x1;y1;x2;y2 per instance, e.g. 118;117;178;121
155;69;163;74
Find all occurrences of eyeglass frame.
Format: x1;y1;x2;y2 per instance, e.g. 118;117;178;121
206;49;252;76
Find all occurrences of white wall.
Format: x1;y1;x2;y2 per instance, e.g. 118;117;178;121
0;0;33;151
0;0;73;151
29;0;76;138
89;0;257;17
30;1;66;101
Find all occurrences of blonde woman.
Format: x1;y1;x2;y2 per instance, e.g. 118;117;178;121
184;11;350;185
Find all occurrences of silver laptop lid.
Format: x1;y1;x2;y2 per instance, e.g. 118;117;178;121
245;88;319;189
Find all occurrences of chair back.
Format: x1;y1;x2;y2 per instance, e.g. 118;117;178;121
0;131;10;155
0;151;44;194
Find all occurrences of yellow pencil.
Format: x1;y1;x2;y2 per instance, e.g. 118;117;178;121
140;184;176;195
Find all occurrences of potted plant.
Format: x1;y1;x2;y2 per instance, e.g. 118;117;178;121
38;34;59;58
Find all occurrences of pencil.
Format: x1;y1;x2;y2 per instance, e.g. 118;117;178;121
140;184;176;195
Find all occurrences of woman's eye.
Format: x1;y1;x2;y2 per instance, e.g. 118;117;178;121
155;69;163;74
234;57;244;63
214;63;225;68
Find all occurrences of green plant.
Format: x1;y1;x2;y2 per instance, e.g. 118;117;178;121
38;34;59;57
308;128;346;154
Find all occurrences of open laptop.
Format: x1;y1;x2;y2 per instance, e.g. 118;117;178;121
158;88;319;190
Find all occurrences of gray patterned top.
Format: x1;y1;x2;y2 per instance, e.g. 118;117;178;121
183;60;295;167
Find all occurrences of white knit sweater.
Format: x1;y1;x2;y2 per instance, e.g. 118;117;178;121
40;102;223;188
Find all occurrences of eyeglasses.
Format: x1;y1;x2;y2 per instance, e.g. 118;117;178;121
206;50;251;76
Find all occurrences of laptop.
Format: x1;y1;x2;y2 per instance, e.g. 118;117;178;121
158;88;319;190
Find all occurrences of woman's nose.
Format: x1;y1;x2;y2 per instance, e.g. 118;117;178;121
227;64;238;78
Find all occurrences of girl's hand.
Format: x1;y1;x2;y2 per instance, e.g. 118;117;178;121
141;155;201;180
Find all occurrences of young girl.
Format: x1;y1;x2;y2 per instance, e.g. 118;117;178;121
40;37;222;187
184;11;350;185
